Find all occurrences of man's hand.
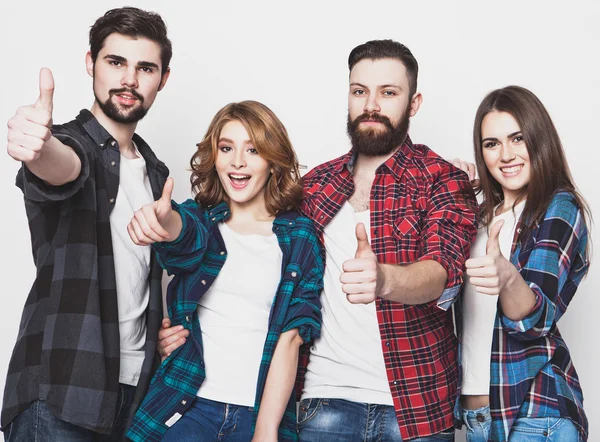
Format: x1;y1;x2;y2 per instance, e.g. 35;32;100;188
341;222;381;304
157;318;189;362
7;68;54;163
128;178;175;245
466;220;516;295
451;158;480;187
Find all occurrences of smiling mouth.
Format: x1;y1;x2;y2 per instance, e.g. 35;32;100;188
500;164;523;175
229;174;251;189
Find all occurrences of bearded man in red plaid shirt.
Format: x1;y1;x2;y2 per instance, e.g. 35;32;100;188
294;40;478;442
157;39;478;441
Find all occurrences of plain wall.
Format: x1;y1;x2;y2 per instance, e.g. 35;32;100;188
1;0;598;438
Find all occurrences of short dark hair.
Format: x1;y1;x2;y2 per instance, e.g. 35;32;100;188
89;7;172;75
348;39;418;97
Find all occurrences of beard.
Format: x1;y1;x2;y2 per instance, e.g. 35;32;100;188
94;86;148;124
347;105;411;157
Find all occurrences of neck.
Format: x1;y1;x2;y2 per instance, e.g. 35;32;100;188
90;102;138;157
353;146;398;178
498;191;526;214
228;194;273;224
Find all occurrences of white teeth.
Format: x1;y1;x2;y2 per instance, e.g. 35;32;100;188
501;165;522;173
230;174;250;180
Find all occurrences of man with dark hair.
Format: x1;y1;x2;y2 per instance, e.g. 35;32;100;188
3;7;171;441
295;39;478;441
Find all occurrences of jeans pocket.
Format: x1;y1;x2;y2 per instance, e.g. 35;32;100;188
297;398;323;426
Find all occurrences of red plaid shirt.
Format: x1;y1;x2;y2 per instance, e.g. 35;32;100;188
297;137;478;440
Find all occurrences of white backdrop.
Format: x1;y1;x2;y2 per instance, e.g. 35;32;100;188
0;0;598;439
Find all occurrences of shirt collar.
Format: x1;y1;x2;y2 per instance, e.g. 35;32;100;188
335;135;415;180
75;109;167;175
206;202;298;229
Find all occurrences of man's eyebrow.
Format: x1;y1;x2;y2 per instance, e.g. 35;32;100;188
379;84;402;90
104;54;127;63
137;61;160;70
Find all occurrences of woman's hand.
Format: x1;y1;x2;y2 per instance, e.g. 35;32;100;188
465;220;517;295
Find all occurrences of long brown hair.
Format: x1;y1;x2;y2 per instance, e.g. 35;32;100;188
473;86;591;249
190;101;303;216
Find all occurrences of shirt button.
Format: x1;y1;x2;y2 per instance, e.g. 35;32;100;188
181;400;187;405
185;316;191;322
110;161;116;166
291;271;297;277
211;217;216;221
393;380;399;385
373;229;378;235
201;280;206;285
220;251;225;256
288;222;293;225
109;198;115;204
111;140;116;147
385;341;390;347
476;413;485;423
320;215;324;219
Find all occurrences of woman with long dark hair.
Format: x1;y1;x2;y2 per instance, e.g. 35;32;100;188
456;86;591;441
125;101;323;442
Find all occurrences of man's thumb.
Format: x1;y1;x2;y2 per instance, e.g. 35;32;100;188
37;67;55;114
355;222;373;258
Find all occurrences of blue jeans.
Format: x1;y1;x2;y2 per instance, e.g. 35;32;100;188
161;396;254;442
297;398;454;442
460;405;582;442
460;405;492;442
3;383;136;442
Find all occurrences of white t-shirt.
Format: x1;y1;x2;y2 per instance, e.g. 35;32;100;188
196;222;282;407
461;201;525;395
109;146;154;386
302;202;394;405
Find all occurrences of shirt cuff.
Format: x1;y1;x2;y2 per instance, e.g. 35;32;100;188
17;133;90;203
500;287;544;333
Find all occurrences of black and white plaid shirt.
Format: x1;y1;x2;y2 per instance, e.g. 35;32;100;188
2;110;169;434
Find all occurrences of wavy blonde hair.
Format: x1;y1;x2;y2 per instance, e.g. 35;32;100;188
190;101;302;215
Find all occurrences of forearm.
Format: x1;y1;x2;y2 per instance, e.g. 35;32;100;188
25;136;81;185
253;329;303;441
499;268;537;321
379;260;447;304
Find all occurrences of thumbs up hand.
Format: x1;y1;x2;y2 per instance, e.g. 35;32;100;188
7;68;55;162
465;219;517;295
341;223;381;304
128;178;180;245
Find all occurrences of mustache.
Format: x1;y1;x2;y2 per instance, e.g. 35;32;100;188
109;88;144;103
351;112;394;130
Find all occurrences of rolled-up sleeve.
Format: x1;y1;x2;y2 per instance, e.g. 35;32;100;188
417;165;478;310
153;199;210;275
500;193;589;340
281;217;324;344
16;131;90;203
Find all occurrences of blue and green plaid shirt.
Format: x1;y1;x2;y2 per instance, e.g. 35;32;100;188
127;199;323;442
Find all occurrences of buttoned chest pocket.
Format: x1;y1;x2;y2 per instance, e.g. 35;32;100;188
393;215;421;237
391;214;423;263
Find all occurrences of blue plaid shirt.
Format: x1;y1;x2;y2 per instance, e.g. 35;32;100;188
456;191;589;441
127;199;323;442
